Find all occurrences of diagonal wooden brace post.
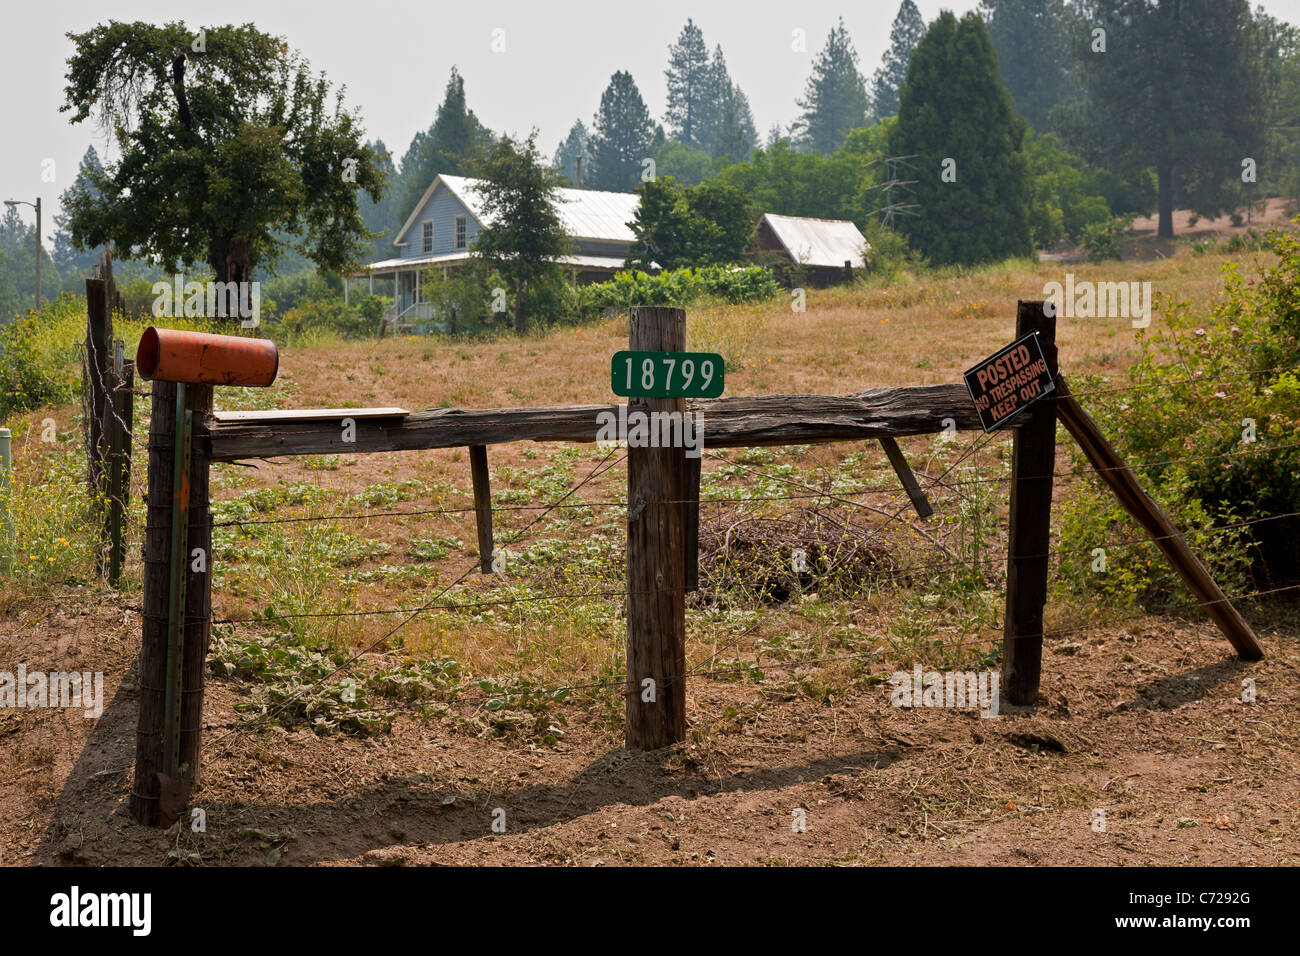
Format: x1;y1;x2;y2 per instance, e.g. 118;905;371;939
1053;376;1263;661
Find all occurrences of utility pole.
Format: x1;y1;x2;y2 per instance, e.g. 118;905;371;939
3;197;42;313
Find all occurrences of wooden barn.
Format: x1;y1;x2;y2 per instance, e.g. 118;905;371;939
752;213;871;286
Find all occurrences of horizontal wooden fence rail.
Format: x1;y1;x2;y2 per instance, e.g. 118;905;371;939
201;383;1028;462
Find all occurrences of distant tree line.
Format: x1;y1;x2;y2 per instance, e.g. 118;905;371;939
11;2;1299;329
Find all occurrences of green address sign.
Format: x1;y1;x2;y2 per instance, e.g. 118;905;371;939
611;350;725;398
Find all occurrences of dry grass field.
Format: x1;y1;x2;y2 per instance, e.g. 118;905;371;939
1;237;1298;867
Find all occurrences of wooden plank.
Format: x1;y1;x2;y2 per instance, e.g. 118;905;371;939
1054;376;1263;661
878;436;933;518
203;384;1027;462
469;445;493;574
211;407;409;423
132;379;177;826
625;307;688;751
1002;301;1058;707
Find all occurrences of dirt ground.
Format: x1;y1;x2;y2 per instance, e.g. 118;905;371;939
2;586;1296;866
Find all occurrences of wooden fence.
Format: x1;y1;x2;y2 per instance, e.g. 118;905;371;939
126;302;1263;827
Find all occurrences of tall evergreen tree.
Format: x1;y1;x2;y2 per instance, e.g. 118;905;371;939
398;67;493;224
872;1;927;119
0;205;59;310
979;0;1075;133
713;85;759;162
588;71;655;191
795;19;871;154
1063;0;1274;237
889;11;1033;265
553;119;590;187
704;46;758;160
357;140;399;261
53;145;105;277
664;19;713;149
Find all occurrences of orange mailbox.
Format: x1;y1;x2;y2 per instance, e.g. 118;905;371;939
137;327;279;387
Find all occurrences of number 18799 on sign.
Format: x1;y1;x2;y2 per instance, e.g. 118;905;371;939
611;350;725;398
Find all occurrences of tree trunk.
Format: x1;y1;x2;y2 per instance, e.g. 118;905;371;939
514;279;526;335
1157;161;1175;239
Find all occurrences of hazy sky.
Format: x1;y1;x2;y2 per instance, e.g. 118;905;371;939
6;0;1300;241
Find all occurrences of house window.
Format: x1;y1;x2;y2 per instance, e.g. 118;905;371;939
454;215;467;250
421;220;434;254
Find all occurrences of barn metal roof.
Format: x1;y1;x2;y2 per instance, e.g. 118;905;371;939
439;175;640;243
760;213;870;269
361;251;634;274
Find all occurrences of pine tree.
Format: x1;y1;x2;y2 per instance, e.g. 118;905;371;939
1062;0;1274;238
795;18;871;155
871;1;926;119
713;86;759;162
553;119;590;187
664;19;713;149
588;71;655;191
0;205;58;309
979;0;1075;133
357;141;399;261
703;46;758;160
889;11;1033;265
53;146;105;277
398;67;494;223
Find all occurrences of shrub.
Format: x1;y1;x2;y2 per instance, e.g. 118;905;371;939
1068;224;1300;589
578;265;780;317
1081;216;1133;261
0;313;78;417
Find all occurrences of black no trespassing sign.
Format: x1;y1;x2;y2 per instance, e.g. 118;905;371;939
963;331;1056;432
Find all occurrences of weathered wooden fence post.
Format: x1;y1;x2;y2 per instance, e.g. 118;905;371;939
102;340;133;587
179;384;213;795
0;427;11;574
1001;300;1058;706
133;380;213;825
84;277;111;498
114;355;136;583
625;306;688;750
469;445;493;573
133;379;177;825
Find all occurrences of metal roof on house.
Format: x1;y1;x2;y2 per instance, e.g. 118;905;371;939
412;174;640;244
363;251;631;273
760;213;870;269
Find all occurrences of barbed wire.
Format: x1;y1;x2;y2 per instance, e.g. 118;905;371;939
202;445;628;751
200;579;1300;737
1062;361;1300;401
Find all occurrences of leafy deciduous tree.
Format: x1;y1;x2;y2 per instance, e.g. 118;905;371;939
470;132;571;333
60;21;385;283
